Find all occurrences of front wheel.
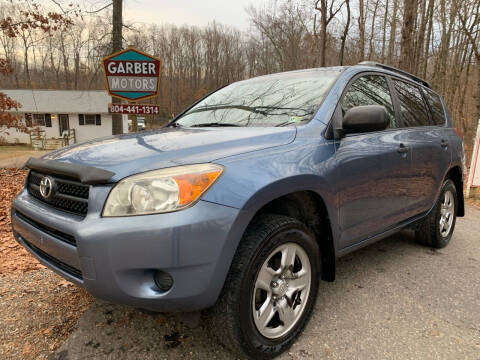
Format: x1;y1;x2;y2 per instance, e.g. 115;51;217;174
416;179;458;248
209;214;320;359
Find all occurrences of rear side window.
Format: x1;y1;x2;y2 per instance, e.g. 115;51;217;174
342;75;397;128
392;79;431;127
423;89;446;126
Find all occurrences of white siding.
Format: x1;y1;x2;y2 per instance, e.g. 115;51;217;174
71;114;112;143
0;89;131;145
1;113;129;144
73;114;129;143
1;126;30;143
1;113;61;144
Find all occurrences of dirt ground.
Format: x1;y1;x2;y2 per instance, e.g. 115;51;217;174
0;169;93;360
0;145;49;168
466;196;480;208
0;145;33;160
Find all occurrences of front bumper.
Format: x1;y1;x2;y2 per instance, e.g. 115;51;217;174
11;186;247;312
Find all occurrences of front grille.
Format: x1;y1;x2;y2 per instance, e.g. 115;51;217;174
15;210;76;246
28;171;89;217
22;238;83;280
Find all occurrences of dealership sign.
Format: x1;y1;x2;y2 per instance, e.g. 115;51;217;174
102;47;162;102
108;103;160;115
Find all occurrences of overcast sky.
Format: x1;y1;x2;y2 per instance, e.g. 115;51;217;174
122;0;260;30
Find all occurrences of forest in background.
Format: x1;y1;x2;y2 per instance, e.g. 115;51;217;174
1;0;480;149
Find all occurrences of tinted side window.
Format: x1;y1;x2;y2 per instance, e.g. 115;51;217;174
342;75;397;128
393;79;431;127
423;89;446;126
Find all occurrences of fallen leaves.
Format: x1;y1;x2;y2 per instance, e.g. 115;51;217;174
57;279;74;288
0;168;45;275
0;270;93;360
0;168;93;360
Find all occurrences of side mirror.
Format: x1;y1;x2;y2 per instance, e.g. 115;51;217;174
342;105;388;134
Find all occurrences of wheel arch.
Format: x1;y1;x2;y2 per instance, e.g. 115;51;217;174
243;187;337;282
445;165;464;217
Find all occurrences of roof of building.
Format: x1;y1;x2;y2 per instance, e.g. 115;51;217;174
1;89;111;113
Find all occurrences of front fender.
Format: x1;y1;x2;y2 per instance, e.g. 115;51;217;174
202;139;339;246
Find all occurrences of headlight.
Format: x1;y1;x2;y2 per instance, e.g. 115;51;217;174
102;164;223;216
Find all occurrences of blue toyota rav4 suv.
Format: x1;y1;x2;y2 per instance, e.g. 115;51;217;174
11;62;465;359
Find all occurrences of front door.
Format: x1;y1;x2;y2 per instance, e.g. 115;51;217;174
59;114;69;136
331;74;414;249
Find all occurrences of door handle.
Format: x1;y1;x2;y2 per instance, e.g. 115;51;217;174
440;139;448;148
397;143;410;154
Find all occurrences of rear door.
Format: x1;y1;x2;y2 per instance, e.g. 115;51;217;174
332;74;415;249
390;79;451;215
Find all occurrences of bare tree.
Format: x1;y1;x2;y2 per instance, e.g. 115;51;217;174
314;0;344;67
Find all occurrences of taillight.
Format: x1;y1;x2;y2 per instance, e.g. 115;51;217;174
453;128;463;139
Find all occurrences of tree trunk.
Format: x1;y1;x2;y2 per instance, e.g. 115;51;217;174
74;51;80;90
111;0;123;135
414;0;427;74
381;0;389;62
368;0;380;60
421;0;434;78
358;0;365;61
60;35;69;89
399;0;416;72
340;0;351;66
387;0;398;64
320;0;327;67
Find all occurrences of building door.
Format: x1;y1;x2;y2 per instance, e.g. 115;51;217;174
59;114;69;136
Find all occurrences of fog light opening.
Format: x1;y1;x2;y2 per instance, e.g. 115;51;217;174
154;270;173;292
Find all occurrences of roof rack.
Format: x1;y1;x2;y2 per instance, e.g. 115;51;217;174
357;61;431;89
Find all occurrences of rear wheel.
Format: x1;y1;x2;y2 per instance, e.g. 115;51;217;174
209;214;320;359
416;179;457;248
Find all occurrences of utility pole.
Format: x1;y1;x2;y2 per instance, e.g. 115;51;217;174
111;0;123;135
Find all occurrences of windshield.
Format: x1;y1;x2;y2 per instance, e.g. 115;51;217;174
174;70;340;127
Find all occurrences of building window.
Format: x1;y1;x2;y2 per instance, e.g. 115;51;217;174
25;113;52;127
79;114;101;126
85;114;95;125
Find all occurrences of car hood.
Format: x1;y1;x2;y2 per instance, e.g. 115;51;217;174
44;127;296;181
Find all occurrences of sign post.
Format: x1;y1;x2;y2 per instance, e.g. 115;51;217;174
466;119;480;198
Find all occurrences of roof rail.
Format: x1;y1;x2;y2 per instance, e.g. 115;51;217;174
357;61;431;89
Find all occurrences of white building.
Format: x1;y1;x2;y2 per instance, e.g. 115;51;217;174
1;89;128;145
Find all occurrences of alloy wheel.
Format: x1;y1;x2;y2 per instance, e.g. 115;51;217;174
252;242;312;339
439;189;455;237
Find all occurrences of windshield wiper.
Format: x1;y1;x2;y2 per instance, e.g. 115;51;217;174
189;104;269;116
275;118;309;127
189;122;243;127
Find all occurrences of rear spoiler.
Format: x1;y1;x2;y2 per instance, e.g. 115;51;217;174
25;158;115;185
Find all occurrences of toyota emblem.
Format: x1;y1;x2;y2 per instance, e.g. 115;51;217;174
39;176;54;199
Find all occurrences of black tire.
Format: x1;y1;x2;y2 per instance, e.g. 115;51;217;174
415;179;458;249
208;214;320;359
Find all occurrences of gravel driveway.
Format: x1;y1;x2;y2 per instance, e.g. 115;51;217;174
53;206;480;359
